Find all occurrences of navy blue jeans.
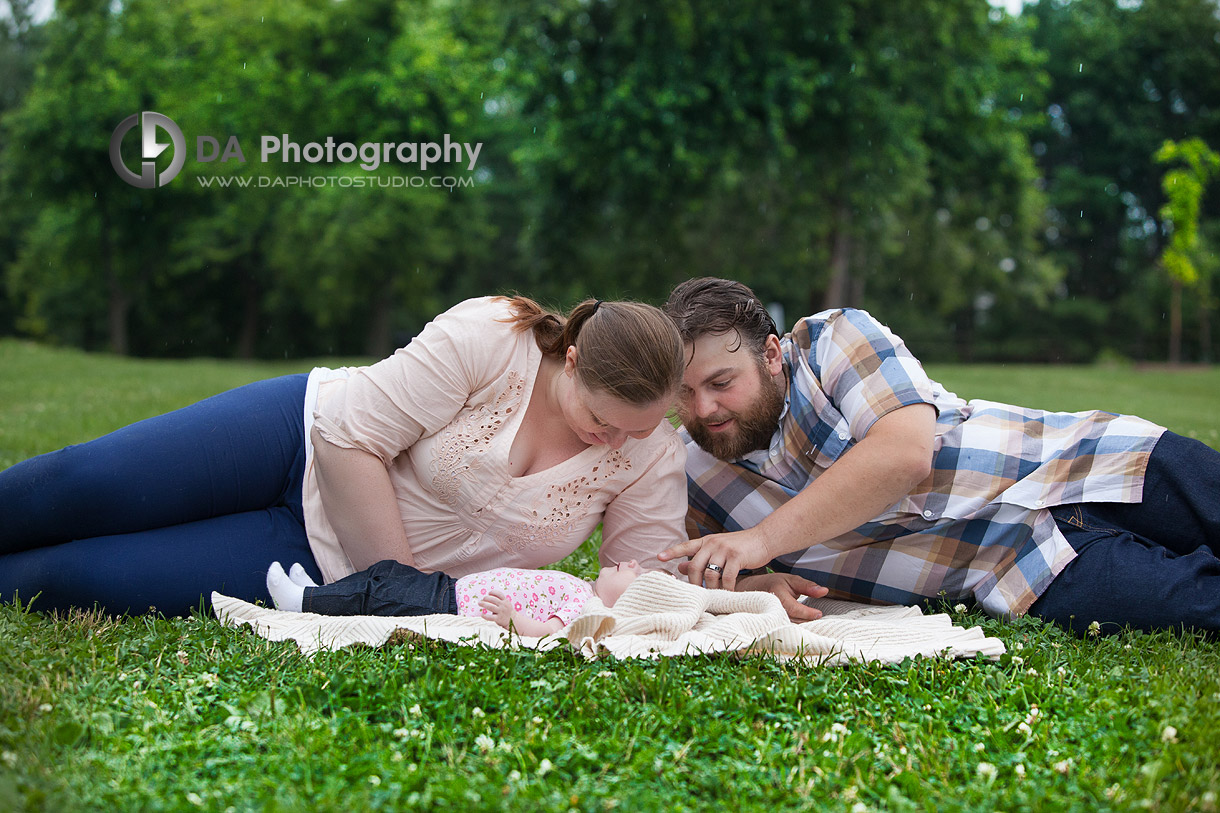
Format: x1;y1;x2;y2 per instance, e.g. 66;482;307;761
1029;431;1220;636
303;559;459;617
0;374;321;616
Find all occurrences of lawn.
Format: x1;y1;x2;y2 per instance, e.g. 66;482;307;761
2;339;1219;812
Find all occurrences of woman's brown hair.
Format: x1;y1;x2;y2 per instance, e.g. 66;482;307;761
497;295;683;406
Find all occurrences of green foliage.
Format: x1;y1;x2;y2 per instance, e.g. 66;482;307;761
1;1;1219;362
1155;137;1220;286
1028;0;1220;361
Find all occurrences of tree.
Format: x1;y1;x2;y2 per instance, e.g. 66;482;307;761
499;0;1053;354
1029;0;1220;362
1155;137;1220;363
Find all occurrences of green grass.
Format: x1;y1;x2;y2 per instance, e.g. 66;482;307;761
2;339;1219;812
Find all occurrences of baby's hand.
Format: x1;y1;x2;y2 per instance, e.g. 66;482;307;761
478;589;515;630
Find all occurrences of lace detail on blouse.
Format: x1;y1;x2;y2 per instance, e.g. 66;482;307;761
430;371;526;505
497;450;633;554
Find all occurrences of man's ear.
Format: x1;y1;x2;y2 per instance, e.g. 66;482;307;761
762;335;784;377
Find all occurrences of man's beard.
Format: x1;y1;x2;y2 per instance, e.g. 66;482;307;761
685;369;786;461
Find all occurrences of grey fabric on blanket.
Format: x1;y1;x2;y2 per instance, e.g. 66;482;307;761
212;572;1004;663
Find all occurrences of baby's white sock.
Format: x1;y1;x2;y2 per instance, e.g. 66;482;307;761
266;561;305;612
288;562;318;588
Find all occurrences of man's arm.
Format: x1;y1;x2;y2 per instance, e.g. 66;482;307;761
659;403;937;591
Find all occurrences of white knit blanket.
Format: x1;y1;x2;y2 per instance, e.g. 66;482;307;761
212;572;1004;664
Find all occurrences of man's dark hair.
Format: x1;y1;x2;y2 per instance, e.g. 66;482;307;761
663;277;779;356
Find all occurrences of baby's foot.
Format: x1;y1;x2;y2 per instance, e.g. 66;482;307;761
266;561;305;612
287;562;318;588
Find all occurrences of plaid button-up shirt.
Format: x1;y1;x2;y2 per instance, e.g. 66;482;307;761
682;308;1165;618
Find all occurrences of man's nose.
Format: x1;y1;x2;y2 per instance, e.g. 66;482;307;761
694;389;717;418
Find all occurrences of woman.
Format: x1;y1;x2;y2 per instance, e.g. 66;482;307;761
0;295;688;616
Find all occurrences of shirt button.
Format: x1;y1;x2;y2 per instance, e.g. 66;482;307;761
1035;499;1045;507
922;509;934;519
838;432;848;441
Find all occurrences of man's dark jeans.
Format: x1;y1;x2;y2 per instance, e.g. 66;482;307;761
1029;431;1220;636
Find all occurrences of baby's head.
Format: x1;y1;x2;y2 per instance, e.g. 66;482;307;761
591;560;645;607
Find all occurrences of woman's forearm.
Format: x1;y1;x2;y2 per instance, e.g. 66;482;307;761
312;428;415;570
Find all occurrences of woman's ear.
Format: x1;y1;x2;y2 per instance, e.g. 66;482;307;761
564;345;579;376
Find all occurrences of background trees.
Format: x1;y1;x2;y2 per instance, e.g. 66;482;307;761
1;0;1217;362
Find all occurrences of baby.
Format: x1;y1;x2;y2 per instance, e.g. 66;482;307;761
266;558;644;637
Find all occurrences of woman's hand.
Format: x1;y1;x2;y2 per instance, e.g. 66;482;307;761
657;527;775;591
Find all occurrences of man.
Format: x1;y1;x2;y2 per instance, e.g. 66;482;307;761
658;277;1220;635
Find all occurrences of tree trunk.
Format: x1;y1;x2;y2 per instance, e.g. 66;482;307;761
1169;278;1182;365
1198;292;1212;364
237;270;259;359
100;207;128;355
822;202;853;311
365;277;394;358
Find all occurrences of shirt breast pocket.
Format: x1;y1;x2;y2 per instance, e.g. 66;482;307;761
790;384;854;473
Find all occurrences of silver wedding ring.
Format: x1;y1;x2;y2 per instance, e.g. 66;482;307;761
705;563;724;573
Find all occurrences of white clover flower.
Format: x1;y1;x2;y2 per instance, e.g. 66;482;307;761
1161;725;1179;743
1054;759;1071;775
471;707;486;718
1011;656;1024;667
392;752;404;762
475;734;496;752
1015;642;1024;650
851;803;869;813
821;722;850;743
1015;764;1026;779
1026;668;1039;676
2;751;17;769
976;762;997;780
1087;620;1101;637
38;703;52;713
186;792;205;807
509;770;521;782
538;758;553;776
368;775;381;786
1057;666;1067;677
532;716;544;724
954;604;967;614
409;704;422;717
393;728;410;740
1018;722;1033;736
973;742;986;753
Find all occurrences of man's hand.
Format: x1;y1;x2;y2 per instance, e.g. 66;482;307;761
736;572;829;622
658;527;774;591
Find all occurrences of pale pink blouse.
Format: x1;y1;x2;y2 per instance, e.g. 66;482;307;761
300;296;687;584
